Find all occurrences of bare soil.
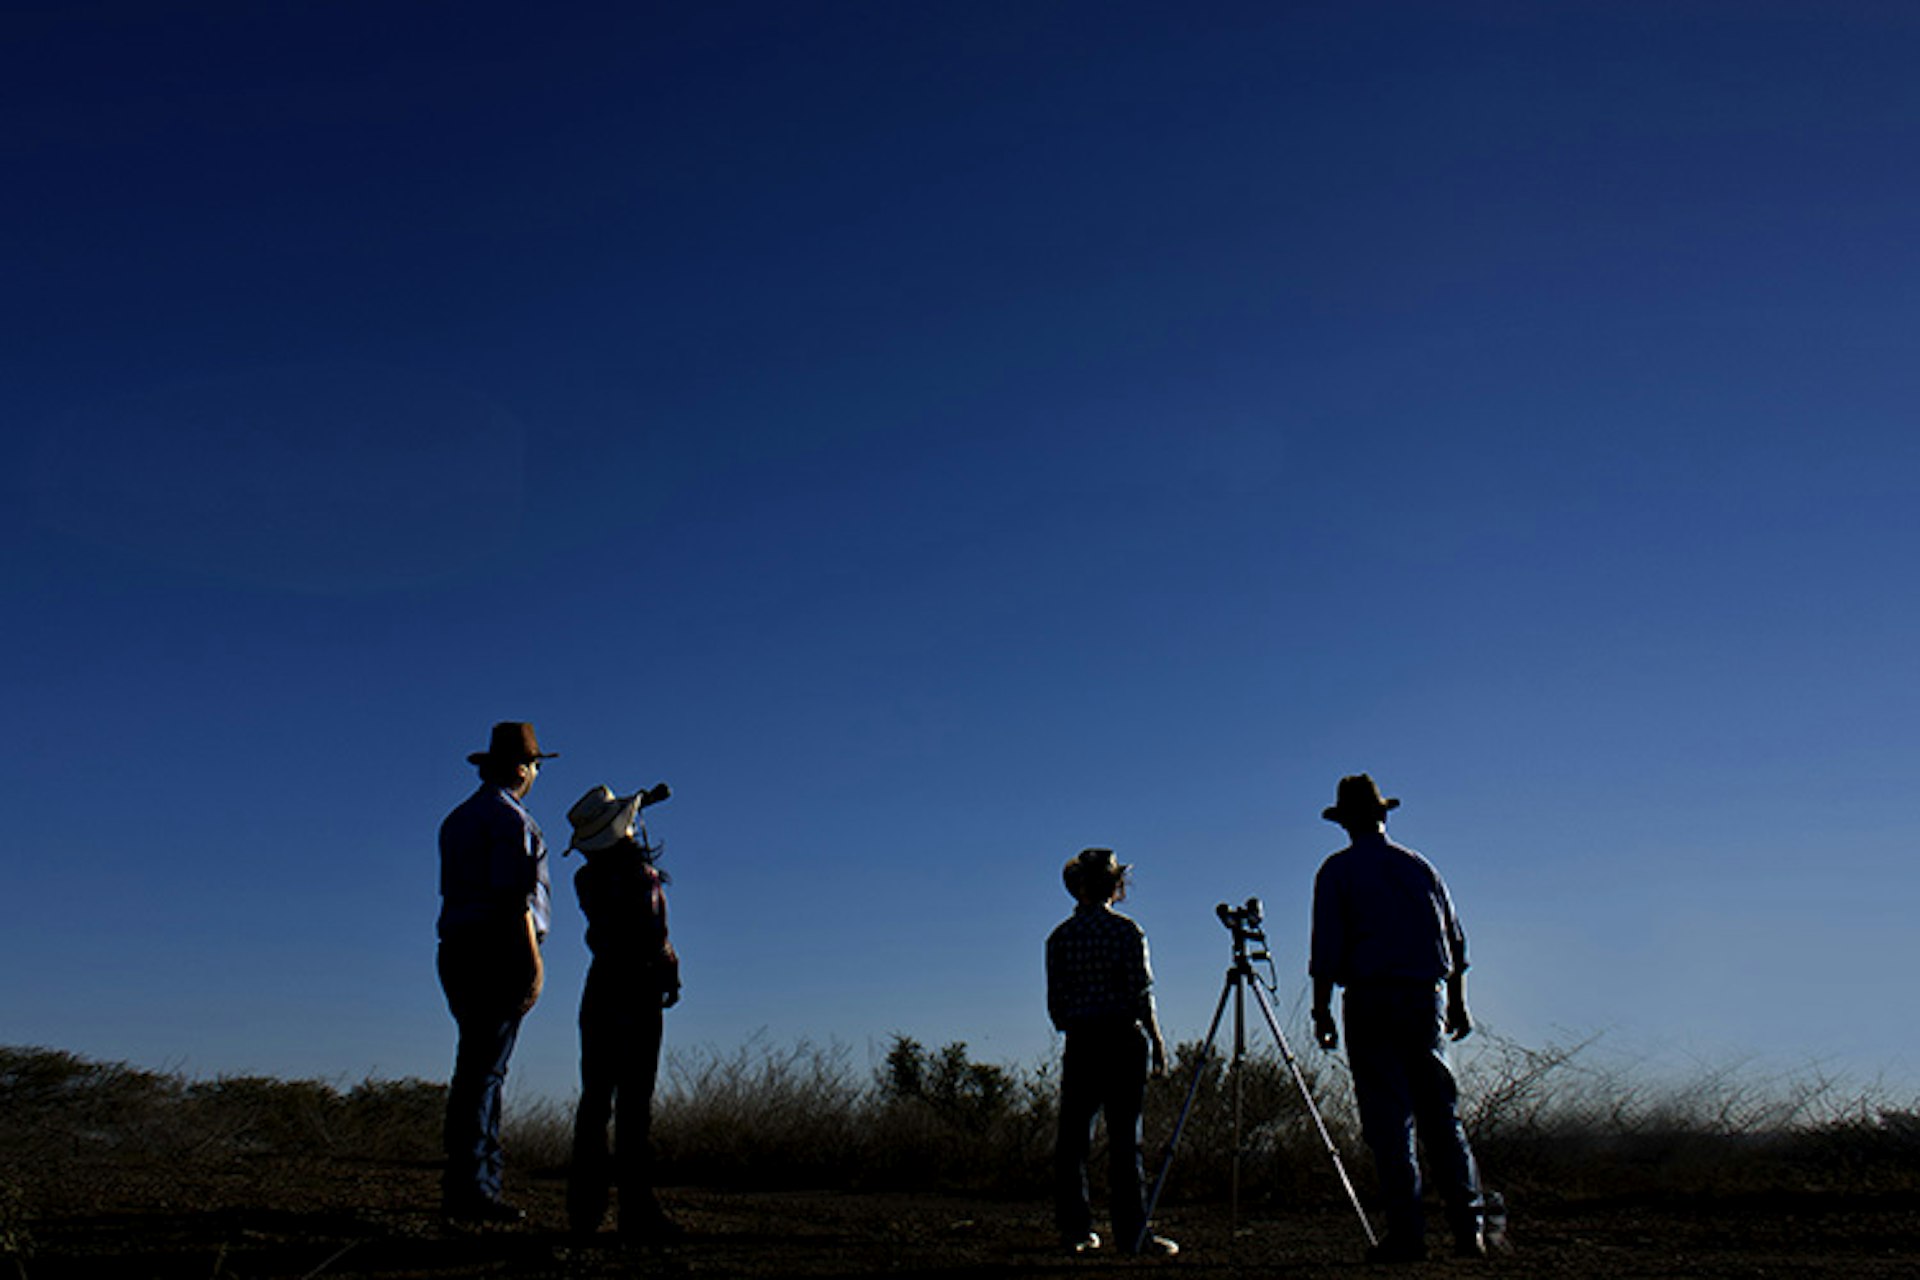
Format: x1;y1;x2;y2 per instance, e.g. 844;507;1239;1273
13;1158;1920;1278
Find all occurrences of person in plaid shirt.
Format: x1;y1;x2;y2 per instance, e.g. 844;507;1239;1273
1045;848;1177;1258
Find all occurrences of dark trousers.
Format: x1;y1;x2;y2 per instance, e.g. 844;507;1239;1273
438;926;531;1206
1054;1021;1149;1247
568;966;666;1234
1343;982;1482;1243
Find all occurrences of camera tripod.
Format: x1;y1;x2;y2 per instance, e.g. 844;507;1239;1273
1137;898;1377;1252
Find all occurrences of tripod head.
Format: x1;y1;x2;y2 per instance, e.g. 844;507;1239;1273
1215;897;1269;965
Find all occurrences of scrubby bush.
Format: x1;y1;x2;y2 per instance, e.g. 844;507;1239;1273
0;1046;446;1177
6;1036;1919;1208
652;1037;872;1188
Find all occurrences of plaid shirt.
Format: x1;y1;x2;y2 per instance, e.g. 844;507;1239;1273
1046;903;1156;1032
437;785;551;941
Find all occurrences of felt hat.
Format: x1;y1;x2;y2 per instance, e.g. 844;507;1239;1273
565;785;643;855
466;721;558;767
1322;773;1400;824
1062;847;1130;898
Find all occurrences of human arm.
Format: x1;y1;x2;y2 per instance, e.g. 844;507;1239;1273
1439;876;1470;1040
1309;863;1342;1050
1144;1003;1169;1077
1312;975;1339;1050
1134;926;1169;1076
1445;971;1471;1040
518;908;544;1014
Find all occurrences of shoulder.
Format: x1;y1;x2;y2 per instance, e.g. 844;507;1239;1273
1314;847;1354;880
1388;839;1443;877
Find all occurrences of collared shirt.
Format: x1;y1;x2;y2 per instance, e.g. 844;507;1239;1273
1046;902;1157;1032
437;784;551;940
1309;831;1467;988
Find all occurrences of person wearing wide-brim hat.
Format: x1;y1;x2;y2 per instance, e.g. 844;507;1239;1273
562;781;683;1245
1308;774;1487;1262
1045;848;1178;1259
436;721;559;1225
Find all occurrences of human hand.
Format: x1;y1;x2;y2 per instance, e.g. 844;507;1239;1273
1445;998;1473;1041
1312;1007;1339;1052
518;916;544;1014
1149;1037;1169;1079
662;987;680;1010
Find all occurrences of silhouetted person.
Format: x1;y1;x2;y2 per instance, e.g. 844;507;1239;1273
1309;774;1484;1263
436;721;555;1225
563;783;682;1245
1045;848;1178;1258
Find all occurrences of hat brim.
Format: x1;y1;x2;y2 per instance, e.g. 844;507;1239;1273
468;750;560;765
566;792;644;854
1323;797;1399;823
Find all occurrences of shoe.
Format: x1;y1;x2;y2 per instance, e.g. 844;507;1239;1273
1131;1234;1179;1257
1365;1233;1427;1263
442;1196;527;1226
1454;1227;1488;1258
1063;1231;1100;1255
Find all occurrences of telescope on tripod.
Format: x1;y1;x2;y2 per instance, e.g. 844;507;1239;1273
1136;898;1377;1252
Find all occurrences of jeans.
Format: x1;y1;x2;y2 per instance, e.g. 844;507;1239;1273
1342;981;1482;1243
1054;1020;1149;1247
438;924;533;1206
568;965;666;1233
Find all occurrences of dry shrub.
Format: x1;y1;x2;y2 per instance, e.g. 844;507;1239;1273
8;1036;1920;1209
0;1045;445;1187
502;1094;575;1175
1457;1030;1920;1203
654;1038;871;1188
1142;1034;1367;1210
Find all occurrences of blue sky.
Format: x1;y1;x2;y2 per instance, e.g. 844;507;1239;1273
5;2;1918;1107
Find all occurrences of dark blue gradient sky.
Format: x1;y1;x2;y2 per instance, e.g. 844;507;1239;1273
6;1;1917;1103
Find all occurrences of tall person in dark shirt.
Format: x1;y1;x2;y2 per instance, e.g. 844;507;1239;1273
1309;774;1485;1263
1045;848;1178;1258
563;782;682;1244
437;721;556;1224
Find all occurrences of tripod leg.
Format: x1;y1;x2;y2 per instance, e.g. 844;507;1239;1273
1246;979;1378;1248
1136;969;1234;1253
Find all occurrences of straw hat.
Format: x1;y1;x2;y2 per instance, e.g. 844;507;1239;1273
565;785;643;855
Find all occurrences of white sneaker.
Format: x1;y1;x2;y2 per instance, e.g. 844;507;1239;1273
1134;1234;1180;1257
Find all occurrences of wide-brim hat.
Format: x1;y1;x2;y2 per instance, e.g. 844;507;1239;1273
1323;773;1400;823
467;721;559;766
566;785;643;855
1062;847;1130;897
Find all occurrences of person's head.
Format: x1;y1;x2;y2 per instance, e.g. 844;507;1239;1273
1062;847;1130;906
467;721;557;798
1322;773;1398;836
564;784;644;858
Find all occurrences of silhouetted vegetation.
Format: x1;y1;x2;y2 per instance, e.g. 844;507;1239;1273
0;1047;445;1173
6;1032;1920;1234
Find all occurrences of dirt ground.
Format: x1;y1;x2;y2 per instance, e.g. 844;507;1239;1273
13;1159;1920;1278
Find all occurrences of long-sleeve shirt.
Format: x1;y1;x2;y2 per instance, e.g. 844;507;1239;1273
1046;902;1157;1033
574;849;679;995
437;785;551;940
1309;832;1467;988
